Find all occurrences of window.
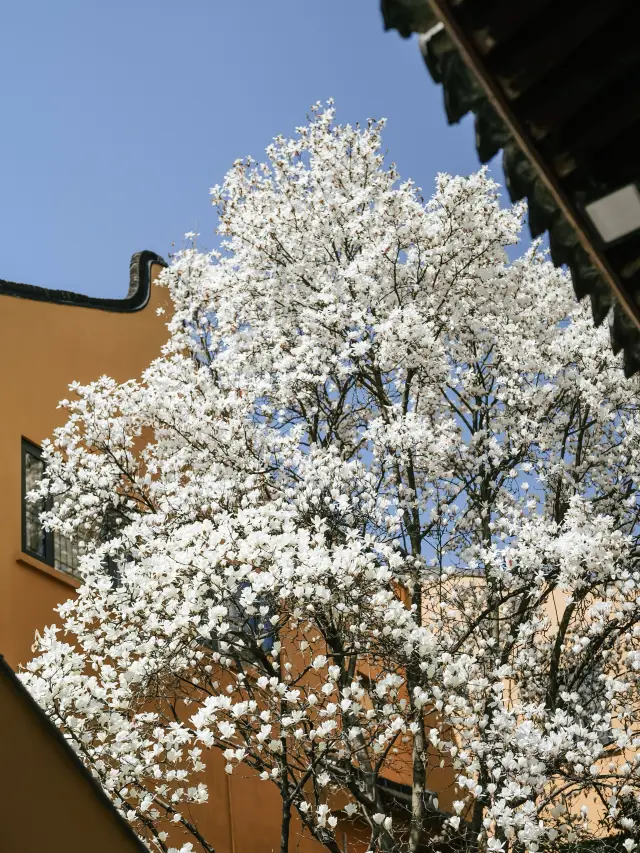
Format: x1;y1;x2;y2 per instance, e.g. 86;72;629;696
200;583;276;662
98;507;124;586
557;660;616;747
22;441;52;563
21;439;83;578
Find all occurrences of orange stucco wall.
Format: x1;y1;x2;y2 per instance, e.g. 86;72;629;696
0;656;148;853
0;263;170;668
0;266;366;853
0;266;451;853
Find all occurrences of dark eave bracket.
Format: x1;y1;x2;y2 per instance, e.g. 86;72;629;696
424;0;640;335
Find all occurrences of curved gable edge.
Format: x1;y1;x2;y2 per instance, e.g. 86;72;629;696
0;251;167;313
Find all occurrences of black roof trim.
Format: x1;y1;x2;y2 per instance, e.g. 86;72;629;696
0;250;167;312
0;655;150;852
381;0;438;37
380;0;640;377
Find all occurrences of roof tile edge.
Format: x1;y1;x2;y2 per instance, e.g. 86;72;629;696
0;250;167;313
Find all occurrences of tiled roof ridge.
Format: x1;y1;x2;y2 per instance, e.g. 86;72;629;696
381;0;640;377
0;250;167;313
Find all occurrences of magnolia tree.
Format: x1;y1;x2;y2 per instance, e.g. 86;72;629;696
24;104;640;853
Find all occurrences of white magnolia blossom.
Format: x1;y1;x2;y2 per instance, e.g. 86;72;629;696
23;103;640;853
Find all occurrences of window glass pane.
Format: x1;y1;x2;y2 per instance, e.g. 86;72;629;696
24;451;46;558
54;531;83;579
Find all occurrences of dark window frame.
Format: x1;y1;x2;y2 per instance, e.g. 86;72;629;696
21;438;55;566
200;583;276;662
21;438;127;584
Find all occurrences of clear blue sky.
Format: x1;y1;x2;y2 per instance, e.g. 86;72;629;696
0;0;488;298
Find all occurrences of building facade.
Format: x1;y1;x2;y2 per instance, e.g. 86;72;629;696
0;252;169;669
1;253;462;853
0;654;151;853
0;253;392;853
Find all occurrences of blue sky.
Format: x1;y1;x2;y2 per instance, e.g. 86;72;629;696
0;0;488;298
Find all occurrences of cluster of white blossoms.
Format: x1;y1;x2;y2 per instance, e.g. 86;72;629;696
23;104;640;853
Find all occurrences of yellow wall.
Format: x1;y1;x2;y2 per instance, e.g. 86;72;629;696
0;260;169;666
0;262;365;853
0;263;447;852
0;655;149;853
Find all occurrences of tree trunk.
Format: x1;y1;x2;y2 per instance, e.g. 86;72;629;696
280;797;291;853
409;716;427;852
